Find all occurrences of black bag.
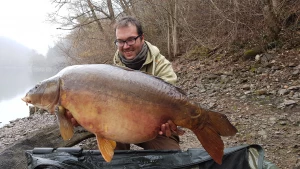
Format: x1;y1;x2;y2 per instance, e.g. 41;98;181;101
25;144;278;169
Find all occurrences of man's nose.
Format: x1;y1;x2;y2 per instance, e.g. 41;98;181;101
123;42;130;48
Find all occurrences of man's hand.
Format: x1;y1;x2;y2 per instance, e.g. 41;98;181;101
65;110;80;126
159;120;185;137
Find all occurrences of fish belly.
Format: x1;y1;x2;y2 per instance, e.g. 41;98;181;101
61;90;175;143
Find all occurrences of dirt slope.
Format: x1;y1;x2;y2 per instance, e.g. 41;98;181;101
172;48;300;169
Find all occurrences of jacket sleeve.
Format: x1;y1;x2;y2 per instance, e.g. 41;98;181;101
154;54;177;85
113;50;121;66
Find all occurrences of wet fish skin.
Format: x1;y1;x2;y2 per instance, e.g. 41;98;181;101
22;64;238;164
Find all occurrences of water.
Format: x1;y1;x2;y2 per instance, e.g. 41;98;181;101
0;93;30;127
0;67;56;127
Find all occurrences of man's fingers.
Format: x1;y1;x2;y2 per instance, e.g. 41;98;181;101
159;124;166;135
167;120;185;136
167;120;177;131
159;123;171;137
165;123;171;137
159;121;184;137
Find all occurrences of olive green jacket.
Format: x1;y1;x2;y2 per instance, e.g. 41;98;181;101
113;41;177;85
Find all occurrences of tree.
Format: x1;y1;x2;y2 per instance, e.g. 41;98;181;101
167;0;178;59
48;0;118;64
47;0;300;64
262;0;281;41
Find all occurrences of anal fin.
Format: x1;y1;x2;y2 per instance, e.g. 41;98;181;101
55;106;74;140
96;134;116;162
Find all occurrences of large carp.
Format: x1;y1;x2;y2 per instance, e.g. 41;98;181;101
22;64;237;164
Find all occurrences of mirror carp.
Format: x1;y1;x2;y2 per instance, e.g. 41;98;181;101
22;64;237;164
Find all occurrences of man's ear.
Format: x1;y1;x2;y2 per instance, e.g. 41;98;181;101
141;34;145;41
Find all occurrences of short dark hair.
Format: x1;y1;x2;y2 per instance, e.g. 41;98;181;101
114;16;143;35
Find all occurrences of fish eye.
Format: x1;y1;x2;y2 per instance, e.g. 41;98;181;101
35;84;41;89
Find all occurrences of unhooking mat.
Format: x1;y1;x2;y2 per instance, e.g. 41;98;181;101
25;144;279;169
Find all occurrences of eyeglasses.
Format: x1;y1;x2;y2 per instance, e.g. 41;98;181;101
114;35;142;47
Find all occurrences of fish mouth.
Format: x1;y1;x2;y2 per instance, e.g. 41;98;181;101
21;96;31;106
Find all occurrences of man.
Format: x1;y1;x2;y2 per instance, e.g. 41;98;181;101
66;16;183;150
112;16;183;150
113;16;177;85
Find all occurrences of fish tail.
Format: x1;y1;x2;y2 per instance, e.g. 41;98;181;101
191;109;237;165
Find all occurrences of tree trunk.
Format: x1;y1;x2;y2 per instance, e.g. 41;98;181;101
86;0;112;48
166;0;178;60
107;0;115;23
262;0;281;41
172;0;178;59
119;0;134;16
167;15;172;58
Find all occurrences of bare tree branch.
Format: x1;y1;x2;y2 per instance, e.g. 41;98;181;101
209;0;235;24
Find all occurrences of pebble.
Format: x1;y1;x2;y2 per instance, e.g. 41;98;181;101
244;91;251;95
256;89;268;95
288;85;300;90
242;84;251;90
278;89;289;95
283;100;297;106
279;121;287;125
292;69;299;75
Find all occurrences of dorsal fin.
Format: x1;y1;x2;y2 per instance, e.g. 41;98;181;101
174;86;187;96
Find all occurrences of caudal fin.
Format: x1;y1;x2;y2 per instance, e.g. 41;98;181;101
207;111;238;136
192;110;237;165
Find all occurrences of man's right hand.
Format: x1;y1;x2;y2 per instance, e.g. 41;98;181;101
65;110;80;126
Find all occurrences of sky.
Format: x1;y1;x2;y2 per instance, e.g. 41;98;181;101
0;0;66;55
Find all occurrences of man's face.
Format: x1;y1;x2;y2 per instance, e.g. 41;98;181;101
116;24;144;60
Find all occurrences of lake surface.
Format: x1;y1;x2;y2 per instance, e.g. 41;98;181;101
0;67;56;127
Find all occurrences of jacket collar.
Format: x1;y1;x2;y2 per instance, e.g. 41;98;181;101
114;41;157;67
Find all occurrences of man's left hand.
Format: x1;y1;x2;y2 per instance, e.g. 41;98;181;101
159;120;185;137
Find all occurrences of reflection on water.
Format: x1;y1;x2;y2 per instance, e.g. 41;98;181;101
0;67;57;127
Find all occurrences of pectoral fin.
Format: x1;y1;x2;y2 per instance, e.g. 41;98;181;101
55;106;74;140
96;134;116;162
